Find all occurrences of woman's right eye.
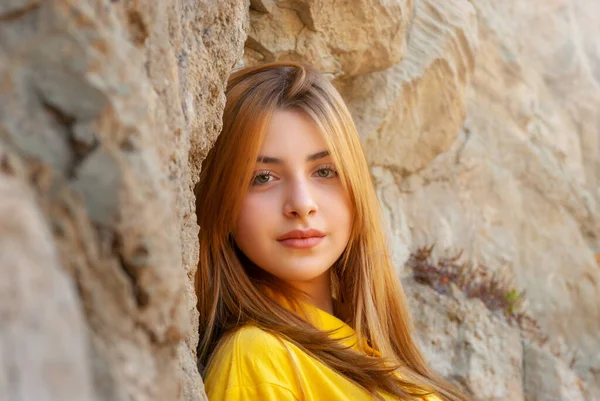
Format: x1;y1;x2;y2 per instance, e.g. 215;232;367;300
251;171;274;186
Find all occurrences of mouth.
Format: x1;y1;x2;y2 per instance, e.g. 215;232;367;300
276;228;326;249
277;236;325;249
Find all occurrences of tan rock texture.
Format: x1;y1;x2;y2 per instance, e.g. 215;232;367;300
523;341;587;401
2;0;600;400
0;150;95;401
244;0;412;78
404;279;525;401
0;0;247;400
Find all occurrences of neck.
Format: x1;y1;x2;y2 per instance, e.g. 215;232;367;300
288;269;333;315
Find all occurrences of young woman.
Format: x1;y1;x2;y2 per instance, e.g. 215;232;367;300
195;61;468;401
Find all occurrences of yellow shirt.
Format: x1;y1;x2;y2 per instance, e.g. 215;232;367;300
203;301;442;400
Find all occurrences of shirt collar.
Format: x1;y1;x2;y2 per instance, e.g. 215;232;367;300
296;299;381;357
263;288;380;356
299;300;358;347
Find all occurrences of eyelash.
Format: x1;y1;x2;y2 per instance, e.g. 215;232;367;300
251;164;339;186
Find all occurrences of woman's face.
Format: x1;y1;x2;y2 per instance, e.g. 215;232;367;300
233;108;353;289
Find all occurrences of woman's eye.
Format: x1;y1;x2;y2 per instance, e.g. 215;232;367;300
251;172;273;185
314;166;338;178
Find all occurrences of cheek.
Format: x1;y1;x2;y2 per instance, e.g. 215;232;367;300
234;195;274;241
327;190;354;230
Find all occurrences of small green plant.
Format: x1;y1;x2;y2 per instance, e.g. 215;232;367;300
504;288;524;315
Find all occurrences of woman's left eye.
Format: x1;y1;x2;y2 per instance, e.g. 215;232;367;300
314;166;338;178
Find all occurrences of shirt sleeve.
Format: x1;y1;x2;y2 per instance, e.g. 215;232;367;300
221;382;300;401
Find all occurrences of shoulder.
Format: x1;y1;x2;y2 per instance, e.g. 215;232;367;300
222;325;292;363
228;325;287;348
207;325;291;366
203;325;300;399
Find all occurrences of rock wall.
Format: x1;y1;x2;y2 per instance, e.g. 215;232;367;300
0;0;247;400
404;278;525;400
1;0;599;400
404;278;589;401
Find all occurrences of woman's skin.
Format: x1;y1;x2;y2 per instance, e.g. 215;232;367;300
232;109;354;314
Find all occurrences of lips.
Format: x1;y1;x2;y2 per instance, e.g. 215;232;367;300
277;229;326;249
276;228;326;241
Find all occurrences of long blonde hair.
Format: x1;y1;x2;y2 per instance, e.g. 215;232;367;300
195;61;468;401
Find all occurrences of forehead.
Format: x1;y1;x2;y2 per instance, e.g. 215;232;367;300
259;109;329;158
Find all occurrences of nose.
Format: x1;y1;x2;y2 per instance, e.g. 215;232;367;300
283;176;318;219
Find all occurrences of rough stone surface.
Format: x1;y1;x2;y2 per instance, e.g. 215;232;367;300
0;147;95;401
0;0;247;400
523;341;587;401
244;0;412;78
404;279;524;401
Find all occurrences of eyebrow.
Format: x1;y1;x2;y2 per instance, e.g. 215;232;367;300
256;150;330;164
